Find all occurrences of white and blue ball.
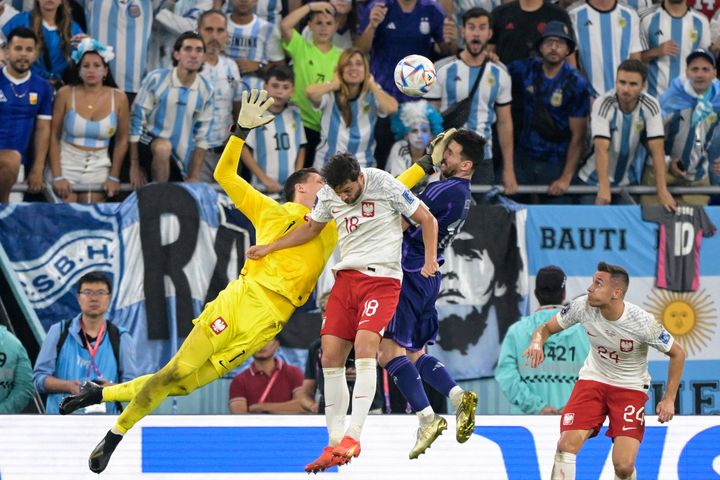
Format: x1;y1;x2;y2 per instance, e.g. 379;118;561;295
393;54;436;97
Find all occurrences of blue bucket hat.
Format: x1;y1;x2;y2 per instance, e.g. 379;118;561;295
537;21;576;54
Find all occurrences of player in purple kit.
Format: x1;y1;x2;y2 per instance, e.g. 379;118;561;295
0;27;53;202
378;128;483;459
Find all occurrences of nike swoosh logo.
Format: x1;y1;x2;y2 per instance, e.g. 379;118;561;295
331;208;341;214
283;221;296;234
622;426;637;431
359;320;370;325
229;350;246;363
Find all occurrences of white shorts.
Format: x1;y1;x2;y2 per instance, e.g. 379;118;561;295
59;140;111;184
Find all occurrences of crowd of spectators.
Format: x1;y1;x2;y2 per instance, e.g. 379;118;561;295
1;0;720;205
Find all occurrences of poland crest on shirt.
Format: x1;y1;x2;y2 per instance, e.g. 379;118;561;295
311;168;421;280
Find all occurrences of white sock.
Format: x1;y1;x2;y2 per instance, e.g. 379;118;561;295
449;386;464;410
346;358;377;441
322;367;349;447
110;426;125;436
551;451;576;480
417;406;435;427
614;469;636;480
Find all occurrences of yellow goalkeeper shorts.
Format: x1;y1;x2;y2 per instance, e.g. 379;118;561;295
193;276;295;375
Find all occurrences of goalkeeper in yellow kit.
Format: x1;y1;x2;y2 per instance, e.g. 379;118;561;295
59;90;441;474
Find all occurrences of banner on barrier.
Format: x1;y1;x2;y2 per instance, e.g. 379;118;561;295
0;415;716;480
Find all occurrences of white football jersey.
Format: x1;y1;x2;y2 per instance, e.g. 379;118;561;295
310;168;421;280
557;295;674;392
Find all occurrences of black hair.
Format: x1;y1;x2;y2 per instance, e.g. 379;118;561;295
265;64;294;84
284;167;320;202
617;58;647;83
462;7;492;28
77;272;112;294
172;31;205;67
67;50;119;88
535;290;564;306
6;27;37;45
449;129;486;168
322;153;361;189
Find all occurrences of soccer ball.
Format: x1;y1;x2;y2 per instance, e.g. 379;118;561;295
394;54;436;97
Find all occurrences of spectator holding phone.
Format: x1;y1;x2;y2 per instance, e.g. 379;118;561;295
644;49;720;206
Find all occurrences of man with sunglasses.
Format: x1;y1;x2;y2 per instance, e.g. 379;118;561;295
32;271;138;414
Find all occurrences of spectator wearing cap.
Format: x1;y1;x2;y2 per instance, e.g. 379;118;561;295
642;49;720;206
228;337;305;414
508;21;590;204
494;266;589;415
640;0;710;99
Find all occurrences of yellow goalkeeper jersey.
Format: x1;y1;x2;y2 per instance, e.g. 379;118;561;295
215;135;338;307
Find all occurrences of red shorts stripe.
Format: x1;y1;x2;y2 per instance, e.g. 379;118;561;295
560;379;648;442
321;270;401;341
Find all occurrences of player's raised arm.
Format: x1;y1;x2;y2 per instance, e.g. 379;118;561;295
246;218;328;259
213;89;276;219
523;315;564;368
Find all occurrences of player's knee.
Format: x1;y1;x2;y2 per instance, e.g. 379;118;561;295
160;359;195;384
320;350;345;368
613;461;634;479
557;436;581;455
376;346;395;368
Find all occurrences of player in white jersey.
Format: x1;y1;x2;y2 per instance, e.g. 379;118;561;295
568;0;643;97
639;0;710;97
577;59;676;211
246;153;439;472
524;262;686;480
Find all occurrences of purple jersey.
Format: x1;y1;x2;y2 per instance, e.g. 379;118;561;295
359;0;445;102
402;177;472;271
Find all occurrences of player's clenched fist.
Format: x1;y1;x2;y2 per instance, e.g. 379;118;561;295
523;341;545;368
420;260;439;278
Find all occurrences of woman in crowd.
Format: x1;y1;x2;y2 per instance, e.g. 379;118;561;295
307;47;398;169
48;38;129;203
2;0;84;87
385;100;444;190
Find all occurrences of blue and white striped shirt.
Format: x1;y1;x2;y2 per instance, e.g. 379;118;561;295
246;105;306;191
81;0;160;93
313;91;381;169
226;14;284;92
640;5;710;98
569;1;643;96
426;56;512;161
660;78;720;181
223;0;282;26
200;55;243;148
580;90;664;186
131;68;214;175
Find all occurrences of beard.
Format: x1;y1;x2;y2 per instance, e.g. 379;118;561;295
465;40;486;57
